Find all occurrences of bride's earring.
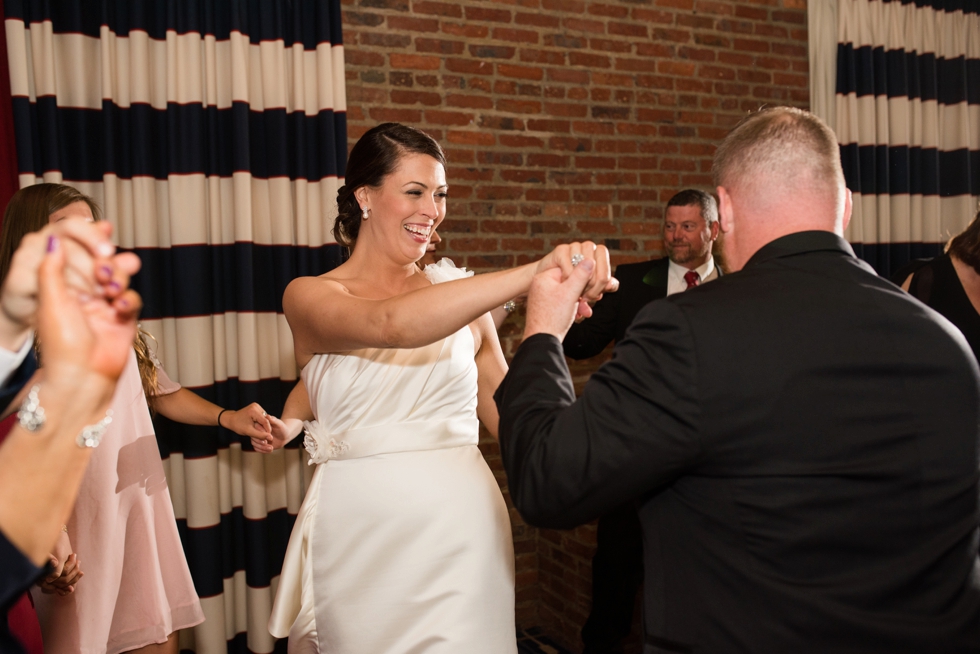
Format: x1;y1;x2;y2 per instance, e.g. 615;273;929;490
361;206;369;220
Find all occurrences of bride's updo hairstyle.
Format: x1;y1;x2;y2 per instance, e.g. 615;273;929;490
334;122;447;248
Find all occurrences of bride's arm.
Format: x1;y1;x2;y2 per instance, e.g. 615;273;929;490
473;313;508;440
285;242;614;358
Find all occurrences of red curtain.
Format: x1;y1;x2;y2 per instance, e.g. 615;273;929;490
0;0;21;221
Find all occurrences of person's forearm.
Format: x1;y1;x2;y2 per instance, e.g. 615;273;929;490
153;387;222;425
289;263;538;353
0;371;115;564
382;265;535;348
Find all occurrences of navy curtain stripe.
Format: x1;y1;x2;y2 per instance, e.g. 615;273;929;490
836;0;979;276
840;144;979;196
850;241;947;275
836;45;979;104
3;0;342;46
880;0;980;15
13;98;345;182
5;1;345;650
132;244;345;318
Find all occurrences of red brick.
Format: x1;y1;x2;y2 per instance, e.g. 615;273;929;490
608;21;648;38
658;60;697;76
440;22;490;38
543;0;586;12
493;27;540;43
412;1;461;17
735;5;768;19
520;48;568;65
588;2;629;17
564;17;606;33
514;12;561;28
390;53;441;70
547;68;590;84
414;37;465;54
424;110;474;125
590;37;633;53
390;90;442;105
498;64;544;80
368;107;422;123
445;131;494;148
469;44;516;59
733;38;771;53
464;6;513;22
632;7;674;23
386;15;439;32
445;58;494;75
346;50;385;66
447;94;493;109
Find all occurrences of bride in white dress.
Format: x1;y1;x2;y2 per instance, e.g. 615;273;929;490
263;123;614;653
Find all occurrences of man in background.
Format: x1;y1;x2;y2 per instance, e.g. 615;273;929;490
563;189;720;654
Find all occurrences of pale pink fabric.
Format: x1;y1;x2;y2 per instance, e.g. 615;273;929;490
154;362;181;396
33;351;203;654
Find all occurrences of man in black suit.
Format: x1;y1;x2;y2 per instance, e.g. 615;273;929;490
495;107;980;652
563;189;719;654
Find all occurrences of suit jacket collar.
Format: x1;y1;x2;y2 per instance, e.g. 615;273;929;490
641;257;671;289
744;231;855;269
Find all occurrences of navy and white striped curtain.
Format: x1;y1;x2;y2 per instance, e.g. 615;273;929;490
835;0;980;275
4;1;346;651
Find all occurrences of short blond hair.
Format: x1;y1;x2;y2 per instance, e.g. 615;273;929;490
712;107;843;202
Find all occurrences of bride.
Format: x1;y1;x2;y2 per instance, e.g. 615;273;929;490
264;122;614;653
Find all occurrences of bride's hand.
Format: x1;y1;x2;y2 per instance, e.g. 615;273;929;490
535;242;618;306
256;415;304;452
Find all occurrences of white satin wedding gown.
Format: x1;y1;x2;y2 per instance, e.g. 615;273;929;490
269;261;517;653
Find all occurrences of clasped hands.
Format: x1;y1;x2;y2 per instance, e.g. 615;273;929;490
527;241;618;340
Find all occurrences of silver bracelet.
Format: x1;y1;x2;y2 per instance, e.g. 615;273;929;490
77;411;113;448
17;384;113;448
17;385;45;432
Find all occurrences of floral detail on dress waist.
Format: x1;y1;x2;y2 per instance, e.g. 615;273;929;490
422;258;474;284
302;420;350;465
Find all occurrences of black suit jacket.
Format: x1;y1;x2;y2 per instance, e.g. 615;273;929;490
563;258;671;360
495;231;980;653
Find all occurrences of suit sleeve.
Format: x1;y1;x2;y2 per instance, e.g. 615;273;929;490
495;300;704;529
562;275;619;360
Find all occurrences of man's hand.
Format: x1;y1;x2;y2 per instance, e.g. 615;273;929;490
524;259;602;340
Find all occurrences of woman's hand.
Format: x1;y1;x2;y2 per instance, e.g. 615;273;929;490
534;242;618;317
223;402;273;447
38;231;141;392
259;415;304;451
0;219;139;352
37;530;83;595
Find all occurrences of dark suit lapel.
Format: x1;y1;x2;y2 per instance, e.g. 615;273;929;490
641;258;670;296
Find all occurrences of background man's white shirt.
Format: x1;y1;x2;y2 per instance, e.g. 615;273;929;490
666;256;716;296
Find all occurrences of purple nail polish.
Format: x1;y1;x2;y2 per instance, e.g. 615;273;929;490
109;280;121;292
100;265;112;277
46;235;58;252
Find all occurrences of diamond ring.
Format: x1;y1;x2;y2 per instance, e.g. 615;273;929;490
570;253;584;267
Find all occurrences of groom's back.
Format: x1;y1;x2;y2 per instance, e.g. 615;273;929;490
637;239;980;652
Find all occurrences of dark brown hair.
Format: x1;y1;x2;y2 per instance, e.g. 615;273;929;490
334;123;446;247
948;208;980;275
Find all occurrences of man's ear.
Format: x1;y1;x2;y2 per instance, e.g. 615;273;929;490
709;219;721;241
841;187;853;233
717;186;734;234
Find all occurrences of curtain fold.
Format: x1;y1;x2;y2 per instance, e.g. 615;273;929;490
836;0;980;275
4;1;346;652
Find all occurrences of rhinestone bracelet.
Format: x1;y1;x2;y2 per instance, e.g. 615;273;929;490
17;384;113;448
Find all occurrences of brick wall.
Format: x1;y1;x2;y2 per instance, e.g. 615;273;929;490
342;0;808;648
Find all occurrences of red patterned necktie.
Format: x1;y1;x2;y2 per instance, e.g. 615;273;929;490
684;270;700;289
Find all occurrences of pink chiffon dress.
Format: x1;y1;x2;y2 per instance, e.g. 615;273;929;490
33;350;203;654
